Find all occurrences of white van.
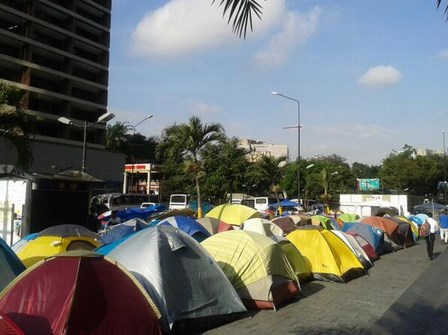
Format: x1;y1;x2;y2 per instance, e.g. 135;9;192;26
169;194;189;210
254;197;278;212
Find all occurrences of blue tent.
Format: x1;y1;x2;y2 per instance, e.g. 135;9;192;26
342;221;385;255
100;218;149;245
0;237;26;291
152;216;211;242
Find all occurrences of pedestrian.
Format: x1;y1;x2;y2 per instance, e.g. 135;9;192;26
107;210;121;227
85;207;101;232
425;214;439;260
439;208;448;244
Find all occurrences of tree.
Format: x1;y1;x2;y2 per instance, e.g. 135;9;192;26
213;0;263;38
245;155;288;200
157;116;226;217
378;145;420;194
106;121;131;152
201;137;249;203
0;82;33;173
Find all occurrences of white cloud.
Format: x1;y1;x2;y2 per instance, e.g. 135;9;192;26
253;7;322;69
358;65;402;88
130;0;283;59
435;50;448;61
186;101;221;116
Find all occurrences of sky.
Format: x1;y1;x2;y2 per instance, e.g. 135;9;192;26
107;0;448;166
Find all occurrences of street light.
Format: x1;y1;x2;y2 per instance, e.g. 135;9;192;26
129;114;154;193
58;111;115;173
271;91;301;202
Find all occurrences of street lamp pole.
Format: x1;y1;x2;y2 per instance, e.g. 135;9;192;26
443;131;447;204
82;120;87;173
271;91;301;203
58;112;115;173
129;114;153;193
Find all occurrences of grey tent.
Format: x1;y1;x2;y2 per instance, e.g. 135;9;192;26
99;225;246;334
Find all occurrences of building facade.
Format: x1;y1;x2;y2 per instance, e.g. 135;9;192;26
238;139;289;162
0;0;123;183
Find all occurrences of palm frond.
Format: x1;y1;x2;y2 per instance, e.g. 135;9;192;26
213;0;263;38
0;82;33;173
436;0;448;20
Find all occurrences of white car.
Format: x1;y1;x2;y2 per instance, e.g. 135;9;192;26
140;202;157;208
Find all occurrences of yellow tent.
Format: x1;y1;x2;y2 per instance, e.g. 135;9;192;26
205;204;261;226
276;239;313;282
201;230;299;310
13;225;101;268
286;226;365;283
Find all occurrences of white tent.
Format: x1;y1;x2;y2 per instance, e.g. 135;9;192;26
99;225;246;333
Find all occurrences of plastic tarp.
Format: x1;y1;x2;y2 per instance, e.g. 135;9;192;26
414;202;447;213
99;204;167;222
286;226;365;283
268;200;301;208
102;225;246;333
0;253;162;335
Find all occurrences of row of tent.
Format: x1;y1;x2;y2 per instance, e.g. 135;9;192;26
0;203;427;335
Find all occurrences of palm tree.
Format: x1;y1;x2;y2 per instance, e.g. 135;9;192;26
106;121;131;151
157;116;225;217
213;0;263;38
0;82;33;173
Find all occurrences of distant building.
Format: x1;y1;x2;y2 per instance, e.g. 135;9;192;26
415;148;435;157
238;139;289;162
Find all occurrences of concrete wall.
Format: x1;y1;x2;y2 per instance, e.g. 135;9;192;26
339;194;424;218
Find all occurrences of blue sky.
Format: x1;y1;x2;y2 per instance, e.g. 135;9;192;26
107;0;448;166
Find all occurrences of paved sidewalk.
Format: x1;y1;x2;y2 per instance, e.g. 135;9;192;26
202;240;447;335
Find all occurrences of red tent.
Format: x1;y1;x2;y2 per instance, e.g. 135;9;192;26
361;216;398;237
0;253;162;335
361;216;410;251
346;232;379;261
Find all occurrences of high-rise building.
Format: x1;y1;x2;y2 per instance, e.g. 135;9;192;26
0;0;123;182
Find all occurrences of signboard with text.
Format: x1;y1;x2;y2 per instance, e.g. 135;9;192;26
357;178;380;191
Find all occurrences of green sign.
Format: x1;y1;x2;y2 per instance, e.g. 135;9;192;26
357;178;380;191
